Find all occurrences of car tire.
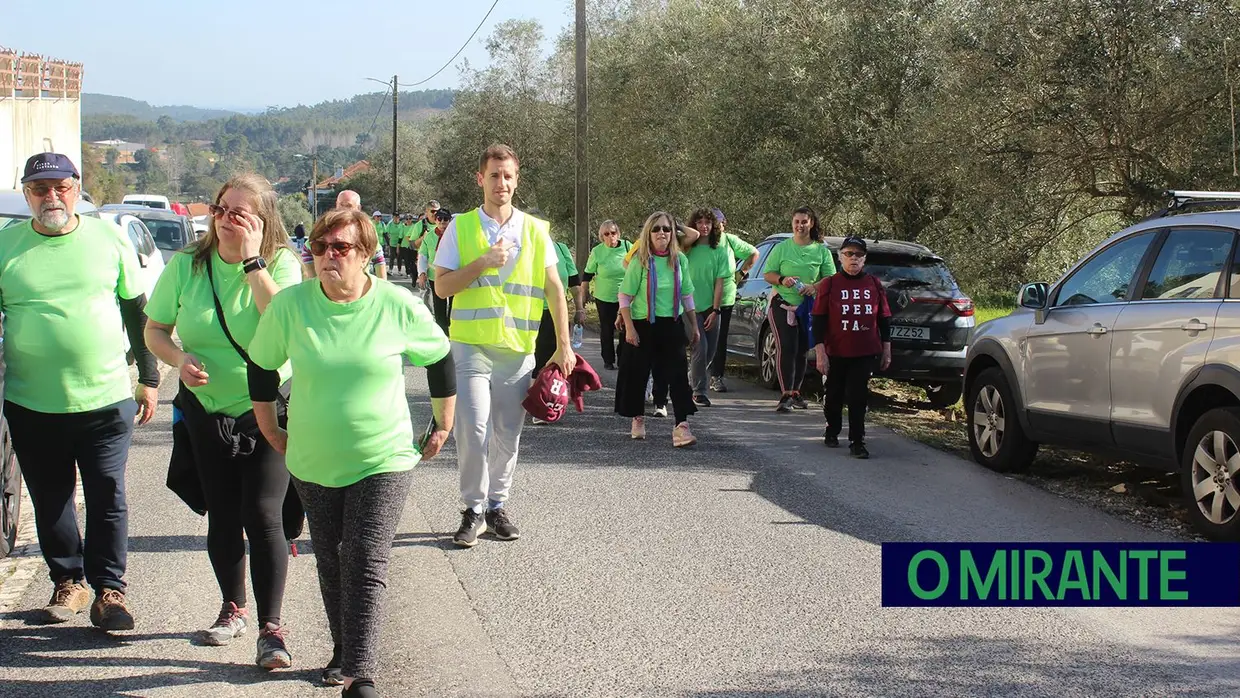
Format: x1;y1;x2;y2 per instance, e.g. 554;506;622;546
1181;407;1240;541
759;325;779;391
0;418;20;559
966;367;1037;473
925;381;963;409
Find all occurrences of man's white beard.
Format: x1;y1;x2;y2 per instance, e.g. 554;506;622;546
37;208;70;232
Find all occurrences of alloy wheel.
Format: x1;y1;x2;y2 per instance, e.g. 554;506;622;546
972;385;1005;459
1191;430;1240;526
760;329;777;387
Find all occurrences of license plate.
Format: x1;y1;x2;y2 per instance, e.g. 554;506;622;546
891;325;929;341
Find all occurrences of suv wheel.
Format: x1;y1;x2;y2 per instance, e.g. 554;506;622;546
925;381;963;409
0;419;20;559
759;325;779;390
967;367;1037;472
1181;408;1240;541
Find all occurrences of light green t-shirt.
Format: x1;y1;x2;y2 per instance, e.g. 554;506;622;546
248;277;451;488
419;228;440;280
722;233;758;307
407;220;432;249
762;238;836;306
619;252;695;321
584;241;630;303
685;241;732;312
145;247;302;417
547;241;579;311
0;216;145;413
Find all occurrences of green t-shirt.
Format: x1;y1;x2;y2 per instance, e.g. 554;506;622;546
584;241;630;303
407;220;432;249
0;216;145;413
685;241;732;312
248;277;451;488
547;241;578;310
145;247;302;417
619;252;695;321
419;228;440;280
762;238;836;306
722;233;758;307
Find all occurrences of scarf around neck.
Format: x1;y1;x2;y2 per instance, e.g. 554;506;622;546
647;248;681;323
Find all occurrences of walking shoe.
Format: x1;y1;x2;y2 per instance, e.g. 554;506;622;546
453;508;487;548
485;507;521;541
256;623;293;669
775;396;793;413
532;417;547;425
653;405;668;418
850;442;870;459
710;376;728;393
673;422;697;448
791;394;809;410
824;433;840;448
45;578;90;623
90;588;135;631
343;678;381;697
631;417;646;440
202;601;249;646
322;643;344;686
693;394;712;407
604;363;615;371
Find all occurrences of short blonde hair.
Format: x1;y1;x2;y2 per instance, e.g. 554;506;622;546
309;208;378;258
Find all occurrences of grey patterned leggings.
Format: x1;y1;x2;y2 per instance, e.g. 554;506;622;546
293;469;414;679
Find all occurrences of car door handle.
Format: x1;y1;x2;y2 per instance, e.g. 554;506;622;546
1086;325;1108;336
1181;320;1209;332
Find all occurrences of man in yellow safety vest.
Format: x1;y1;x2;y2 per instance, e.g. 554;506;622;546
433;144;576;547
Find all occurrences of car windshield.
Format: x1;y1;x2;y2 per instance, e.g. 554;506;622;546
143;220;186;250
864;253;957;292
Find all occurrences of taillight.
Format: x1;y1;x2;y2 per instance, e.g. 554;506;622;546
910;297;974;316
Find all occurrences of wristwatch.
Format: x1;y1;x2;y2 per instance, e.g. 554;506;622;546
243;256;267;274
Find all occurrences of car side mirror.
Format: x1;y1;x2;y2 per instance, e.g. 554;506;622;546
1019;282;1050;324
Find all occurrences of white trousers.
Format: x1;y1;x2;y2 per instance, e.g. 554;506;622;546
452;342;535;512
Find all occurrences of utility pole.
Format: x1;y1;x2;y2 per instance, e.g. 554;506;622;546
392;75;399;218
574;0;589;272
311;155;318;219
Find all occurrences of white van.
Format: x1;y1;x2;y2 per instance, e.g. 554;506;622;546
121;194;171;210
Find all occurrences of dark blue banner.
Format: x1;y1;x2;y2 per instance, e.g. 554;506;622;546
881;542;1240;606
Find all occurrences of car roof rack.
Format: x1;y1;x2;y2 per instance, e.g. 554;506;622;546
1143;190;1240;220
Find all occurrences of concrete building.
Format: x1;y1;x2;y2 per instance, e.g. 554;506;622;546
0;49;83;189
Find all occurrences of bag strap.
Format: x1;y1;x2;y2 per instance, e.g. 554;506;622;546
205;259;255;368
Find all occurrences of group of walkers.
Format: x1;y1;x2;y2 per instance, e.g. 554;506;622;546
2;141;893;697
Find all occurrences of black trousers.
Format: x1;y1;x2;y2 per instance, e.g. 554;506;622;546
615;317;697;424
400;248;415;276
7;398;137;592
823;354;878;444
427;280;450;333
709;305;734;378
182;403;290;626
534;307;557;377
595;299;620;368
768;295;809;395
388;246;401;272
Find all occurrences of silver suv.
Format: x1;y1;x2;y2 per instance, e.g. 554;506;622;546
965;190;1240;541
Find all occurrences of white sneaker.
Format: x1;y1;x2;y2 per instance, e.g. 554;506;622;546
202;602;248;646
654;405;668;418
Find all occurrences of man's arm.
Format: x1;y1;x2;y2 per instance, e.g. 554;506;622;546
434;239;509;298
120;294;159;425
544;268;577;375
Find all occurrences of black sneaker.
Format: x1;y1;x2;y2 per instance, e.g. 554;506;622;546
776;396;793;413
791;395;809;410
850;442;870;459
485;507;520;541
693;394;712;407
824;433;839;448
343;677;380;697
322;643;343;686
453;509;486;547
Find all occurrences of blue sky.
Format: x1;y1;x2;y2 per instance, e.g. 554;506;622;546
2;0;573;111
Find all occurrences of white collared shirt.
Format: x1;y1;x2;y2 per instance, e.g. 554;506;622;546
433;207;558;285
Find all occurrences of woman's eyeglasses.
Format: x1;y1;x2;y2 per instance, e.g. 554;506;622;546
207;204;250;221
309;240;358;256
650;225;673;234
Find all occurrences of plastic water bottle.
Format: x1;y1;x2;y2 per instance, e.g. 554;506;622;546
793;279;807;293
572;323;584;349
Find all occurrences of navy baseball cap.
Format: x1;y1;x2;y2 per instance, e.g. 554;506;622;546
841;236;868;253
22;153;80;183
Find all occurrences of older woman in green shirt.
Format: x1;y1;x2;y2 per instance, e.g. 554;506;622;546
249;207;456;697
583;220;631;370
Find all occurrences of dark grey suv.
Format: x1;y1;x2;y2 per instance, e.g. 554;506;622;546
726;234;975;406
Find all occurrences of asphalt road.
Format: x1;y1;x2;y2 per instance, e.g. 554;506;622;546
1;278;1238;697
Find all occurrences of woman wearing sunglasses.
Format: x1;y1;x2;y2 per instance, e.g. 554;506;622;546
144;173;303;668
616;212;700;447
248;207;455;698
582;220;630;371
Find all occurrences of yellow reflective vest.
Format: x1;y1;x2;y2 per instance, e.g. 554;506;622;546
449;208;549;353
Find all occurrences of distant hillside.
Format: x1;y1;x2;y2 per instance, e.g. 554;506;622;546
83;94;239;121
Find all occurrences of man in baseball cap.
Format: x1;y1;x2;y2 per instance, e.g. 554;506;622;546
1;153;161;630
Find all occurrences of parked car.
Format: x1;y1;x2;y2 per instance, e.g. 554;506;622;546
95;210;167;296
99;204;194;264
121;193;171;210
726;234;975;407
965;190;1240;541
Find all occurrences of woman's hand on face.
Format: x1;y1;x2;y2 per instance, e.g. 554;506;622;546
179;354;209;387
420;429;450;460
236;211;264;260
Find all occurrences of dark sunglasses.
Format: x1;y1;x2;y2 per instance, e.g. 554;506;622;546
651;225;674;234
309;240;359;256
207;203;250;222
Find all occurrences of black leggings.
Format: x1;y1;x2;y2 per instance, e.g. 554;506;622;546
615;317;696;424
184;408;289;626
427;280;450;333
595;299;620;367
768;295;809;395
709;305;734;377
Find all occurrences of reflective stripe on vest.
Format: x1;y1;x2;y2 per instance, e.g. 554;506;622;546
448;208;549;353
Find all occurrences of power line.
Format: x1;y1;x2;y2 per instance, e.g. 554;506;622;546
398;0;501;88
363;86;391;145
